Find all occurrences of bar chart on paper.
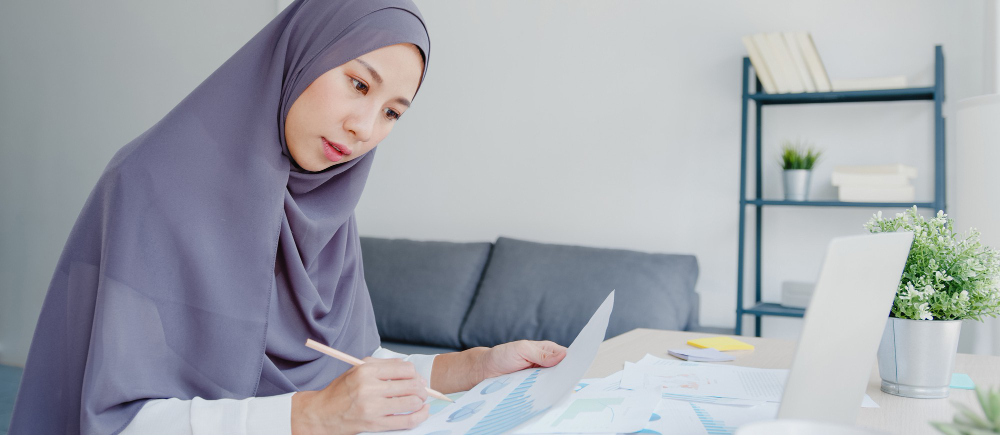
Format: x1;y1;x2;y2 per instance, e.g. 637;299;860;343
689;402;779;435
384;292;617;435
466;369;542;435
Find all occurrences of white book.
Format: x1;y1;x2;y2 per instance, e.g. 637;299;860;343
831;75;908;91
766;32;805;93
742;36;778;94
783;32;816;92
833;164;918;177
796;32;831;92
753;33;790;93
838;184;915;202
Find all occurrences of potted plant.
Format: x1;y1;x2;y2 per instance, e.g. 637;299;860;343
931;386;1000;434
865;207;1000;398
779;140;822;201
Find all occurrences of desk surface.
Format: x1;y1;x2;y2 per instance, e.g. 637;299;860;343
585;328;1000;435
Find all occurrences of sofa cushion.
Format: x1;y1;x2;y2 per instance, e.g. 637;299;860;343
460;237;699;348
361;237;492;349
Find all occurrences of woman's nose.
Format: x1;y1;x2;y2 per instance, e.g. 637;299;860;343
345;107;377;143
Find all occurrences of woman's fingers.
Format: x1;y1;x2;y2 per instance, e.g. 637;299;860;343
353;360;429;429
378;403;431;431
360;357;420;380
380;377;429;401
520;340;567;367
380;393;429;415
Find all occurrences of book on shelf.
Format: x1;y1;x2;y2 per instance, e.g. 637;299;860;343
766;32;806;93
741;36;777;94
742;32;911;94
838;184;915;202
744;31;829;94
751;33;791;93
831;75;908;92
795;32;831;92
782;32;816;92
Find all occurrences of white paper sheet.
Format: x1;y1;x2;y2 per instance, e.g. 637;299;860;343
621;360;787;403
684;400;780;434
514;388;659;434
629;354;880;410
576;371;623;393
382;291;616;435
638;398;710;435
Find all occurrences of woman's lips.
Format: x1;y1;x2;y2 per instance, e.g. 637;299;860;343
322;137;351;162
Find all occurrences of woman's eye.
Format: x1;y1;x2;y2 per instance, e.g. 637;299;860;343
384;108;401;121
351;78;369;94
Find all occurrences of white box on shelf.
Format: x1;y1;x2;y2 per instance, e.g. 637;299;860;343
831;164;917;187
780;281;815;309
838;184;915;202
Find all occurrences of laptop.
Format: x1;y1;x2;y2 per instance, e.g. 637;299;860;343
776;231;914;425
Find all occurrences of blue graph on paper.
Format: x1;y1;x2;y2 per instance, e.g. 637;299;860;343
465;369;545;435
690;403;736;435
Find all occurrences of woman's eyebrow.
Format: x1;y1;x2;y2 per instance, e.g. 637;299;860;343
353;59;383;84
353;59;411;108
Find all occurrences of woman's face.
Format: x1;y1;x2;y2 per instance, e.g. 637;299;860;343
284;43;424;172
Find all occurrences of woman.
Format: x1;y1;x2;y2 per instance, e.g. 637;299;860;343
8;0;566;434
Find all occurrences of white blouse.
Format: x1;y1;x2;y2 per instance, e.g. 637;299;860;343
120;347;437;435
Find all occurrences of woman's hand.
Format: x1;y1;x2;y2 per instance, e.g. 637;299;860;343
291;357;429;435
479;340;567;379
430;340;568;394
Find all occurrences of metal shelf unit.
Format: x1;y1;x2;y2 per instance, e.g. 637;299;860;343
735;45;946;336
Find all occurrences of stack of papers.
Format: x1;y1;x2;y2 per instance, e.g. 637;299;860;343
668;347;735;362
418;352;880;435
376;292;618;435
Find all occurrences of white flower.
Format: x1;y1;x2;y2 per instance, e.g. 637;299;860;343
877;211;883;220
917;303;933;320
923;285;935;296
934;270;953;282
959;290;969;302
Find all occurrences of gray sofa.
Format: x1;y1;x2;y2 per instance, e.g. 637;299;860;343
361;236;722;356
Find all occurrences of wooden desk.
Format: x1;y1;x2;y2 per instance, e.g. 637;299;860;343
585;328;1000;435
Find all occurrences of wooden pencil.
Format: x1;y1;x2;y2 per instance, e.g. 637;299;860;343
304;338;453;402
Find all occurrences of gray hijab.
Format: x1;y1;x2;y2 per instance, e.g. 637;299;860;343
8;1;430;433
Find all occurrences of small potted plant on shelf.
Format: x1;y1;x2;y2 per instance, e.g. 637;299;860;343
865;206;1000;399
779;140;822;201
931;386;1000;434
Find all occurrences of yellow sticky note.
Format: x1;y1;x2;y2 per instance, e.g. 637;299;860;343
687;337;754;351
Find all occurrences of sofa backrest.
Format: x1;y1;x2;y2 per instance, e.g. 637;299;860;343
361;236;700;350
459;237;700;348
360;237;492;349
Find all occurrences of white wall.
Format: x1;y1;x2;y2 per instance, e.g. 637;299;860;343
0;0;988;366
0;0;277;366
360;0;987;341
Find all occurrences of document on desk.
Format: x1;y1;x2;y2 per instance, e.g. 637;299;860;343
621;359;787;403
514;388;660;434
376;291;616;435
624;354;880;409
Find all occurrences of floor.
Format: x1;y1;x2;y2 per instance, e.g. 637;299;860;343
0;365;22;435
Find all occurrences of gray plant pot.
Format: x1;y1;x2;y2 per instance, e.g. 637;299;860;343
876;317;962;399
783;169;812;201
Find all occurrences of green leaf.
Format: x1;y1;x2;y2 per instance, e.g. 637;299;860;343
929;421;962;435
954;402;992;429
